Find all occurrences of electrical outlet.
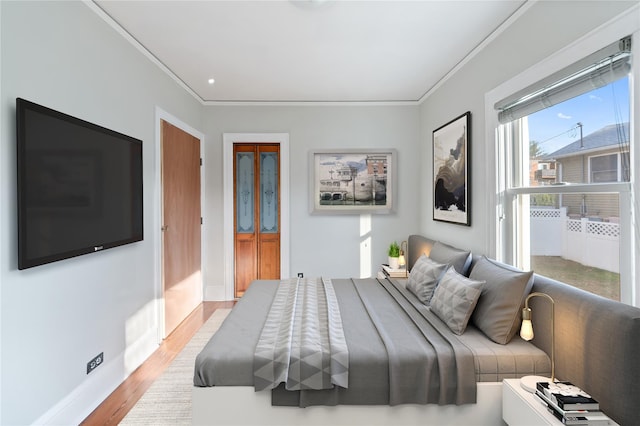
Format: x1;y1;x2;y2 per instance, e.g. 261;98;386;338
297;272;304;278
87;352;104;374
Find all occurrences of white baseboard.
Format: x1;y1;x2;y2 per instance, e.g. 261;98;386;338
32;327;158;425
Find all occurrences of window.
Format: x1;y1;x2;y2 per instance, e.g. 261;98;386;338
590;153;618;182
589;152;630;183
526;192;622;300
492;36;634;304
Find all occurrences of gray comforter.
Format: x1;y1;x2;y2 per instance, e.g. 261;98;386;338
194;277;477;407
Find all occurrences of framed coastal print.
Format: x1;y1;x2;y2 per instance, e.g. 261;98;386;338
432;112;470;226
309;149;396;214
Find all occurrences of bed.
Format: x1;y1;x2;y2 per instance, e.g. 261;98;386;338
192;235;553;425
192;234;640;425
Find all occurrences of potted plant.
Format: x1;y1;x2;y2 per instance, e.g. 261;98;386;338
388;241;400;269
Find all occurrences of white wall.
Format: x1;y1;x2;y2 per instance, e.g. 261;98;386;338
418;1;637;257
0;2;202;424
202;105;421;289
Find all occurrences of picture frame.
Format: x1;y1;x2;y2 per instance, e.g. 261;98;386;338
309;149;396;215
432;112;471;226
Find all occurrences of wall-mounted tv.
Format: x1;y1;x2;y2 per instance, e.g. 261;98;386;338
16;98;143;270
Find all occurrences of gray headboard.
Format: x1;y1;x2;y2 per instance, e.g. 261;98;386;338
526;274;640;426
407;234;436;272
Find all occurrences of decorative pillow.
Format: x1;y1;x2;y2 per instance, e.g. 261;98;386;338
406;254;449;304
429;266;484;335
428;241;472;276
469;256;534;345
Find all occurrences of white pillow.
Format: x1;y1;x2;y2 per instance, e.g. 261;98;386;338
430;266;484;335
406;254;448;305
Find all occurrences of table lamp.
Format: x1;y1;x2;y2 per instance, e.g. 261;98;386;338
519;292;555;393
399;240;408;277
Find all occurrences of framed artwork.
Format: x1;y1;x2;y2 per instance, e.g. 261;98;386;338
309;149;396;214
432;112;471;226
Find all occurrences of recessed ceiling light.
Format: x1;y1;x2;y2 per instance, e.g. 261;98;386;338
208;78;215;85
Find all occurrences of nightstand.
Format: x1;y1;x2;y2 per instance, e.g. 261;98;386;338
502;378;557;425
503;378;619;426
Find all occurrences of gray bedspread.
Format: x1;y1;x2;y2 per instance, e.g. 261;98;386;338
194;277;480;407
253;277;349;391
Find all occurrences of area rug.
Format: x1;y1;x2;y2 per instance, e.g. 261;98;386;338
120;309;231;425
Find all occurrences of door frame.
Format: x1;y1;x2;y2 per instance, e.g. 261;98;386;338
155;107;206;340
223;133;290;300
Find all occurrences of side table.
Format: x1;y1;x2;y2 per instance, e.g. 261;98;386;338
502;378;557;426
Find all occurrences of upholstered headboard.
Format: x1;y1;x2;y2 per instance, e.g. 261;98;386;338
407;234;472;275
525;273;640;426
407;234;436;271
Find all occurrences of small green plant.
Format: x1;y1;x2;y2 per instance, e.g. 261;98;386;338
388;241;400;257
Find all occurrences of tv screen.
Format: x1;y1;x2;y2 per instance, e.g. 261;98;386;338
16;98;143;270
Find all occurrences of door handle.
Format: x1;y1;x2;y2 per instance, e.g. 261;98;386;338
161;225;169;231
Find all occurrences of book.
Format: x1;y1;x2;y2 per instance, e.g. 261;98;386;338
535;392;611;425
560;412;611;426
381;264;407;278
535;392;592;416
537;381;600;411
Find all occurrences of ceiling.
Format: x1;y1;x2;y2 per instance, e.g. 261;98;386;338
93;0;527;104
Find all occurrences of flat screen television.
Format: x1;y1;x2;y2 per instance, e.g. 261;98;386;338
16;98;143;270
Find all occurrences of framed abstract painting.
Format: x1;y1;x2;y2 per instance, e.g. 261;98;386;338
432;112;471;226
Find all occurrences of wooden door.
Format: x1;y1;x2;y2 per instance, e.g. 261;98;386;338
161;120;202;337
234;144;280;297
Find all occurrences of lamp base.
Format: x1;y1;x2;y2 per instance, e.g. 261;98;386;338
519;375;554;393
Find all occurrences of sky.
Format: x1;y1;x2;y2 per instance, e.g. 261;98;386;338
527;76;630;155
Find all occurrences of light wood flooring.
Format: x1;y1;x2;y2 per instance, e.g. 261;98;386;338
81;301;235;425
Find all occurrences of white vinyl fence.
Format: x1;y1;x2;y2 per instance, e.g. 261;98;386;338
530;208;620;273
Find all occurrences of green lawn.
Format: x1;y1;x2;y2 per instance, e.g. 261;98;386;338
530;256;620;301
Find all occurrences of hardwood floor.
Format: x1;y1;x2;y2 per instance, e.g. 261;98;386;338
81;301;235;425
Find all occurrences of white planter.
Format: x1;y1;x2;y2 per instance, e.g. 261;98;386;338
388;256;400;269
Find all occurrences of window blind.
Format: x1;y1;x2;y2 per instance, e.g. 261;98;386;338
495;37;631;124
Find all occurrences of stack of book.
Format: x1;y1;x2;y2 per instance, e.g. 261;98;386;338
381;264;407;278
535;381;612;425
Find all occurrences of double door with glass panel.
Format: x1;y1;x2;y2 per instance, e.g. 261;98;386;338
234;144;280;297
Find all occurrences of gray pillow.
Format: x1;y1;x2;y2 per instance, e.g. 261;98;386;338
470;256;534;344
430;266;484;335
406;254;448;304
429;241;472;276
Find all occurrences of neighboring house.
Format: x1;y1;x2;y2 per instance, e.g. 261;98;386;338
542;122;630;220
530;159;557;186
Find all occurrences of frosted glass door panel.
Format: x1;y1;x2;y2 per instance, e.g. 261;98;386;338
236;152;254;233
260;152;278;233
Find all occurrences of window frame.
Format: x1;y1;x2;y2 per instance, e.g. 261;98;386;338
589;152;629;183
484;10;639;306
589;153;618;183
